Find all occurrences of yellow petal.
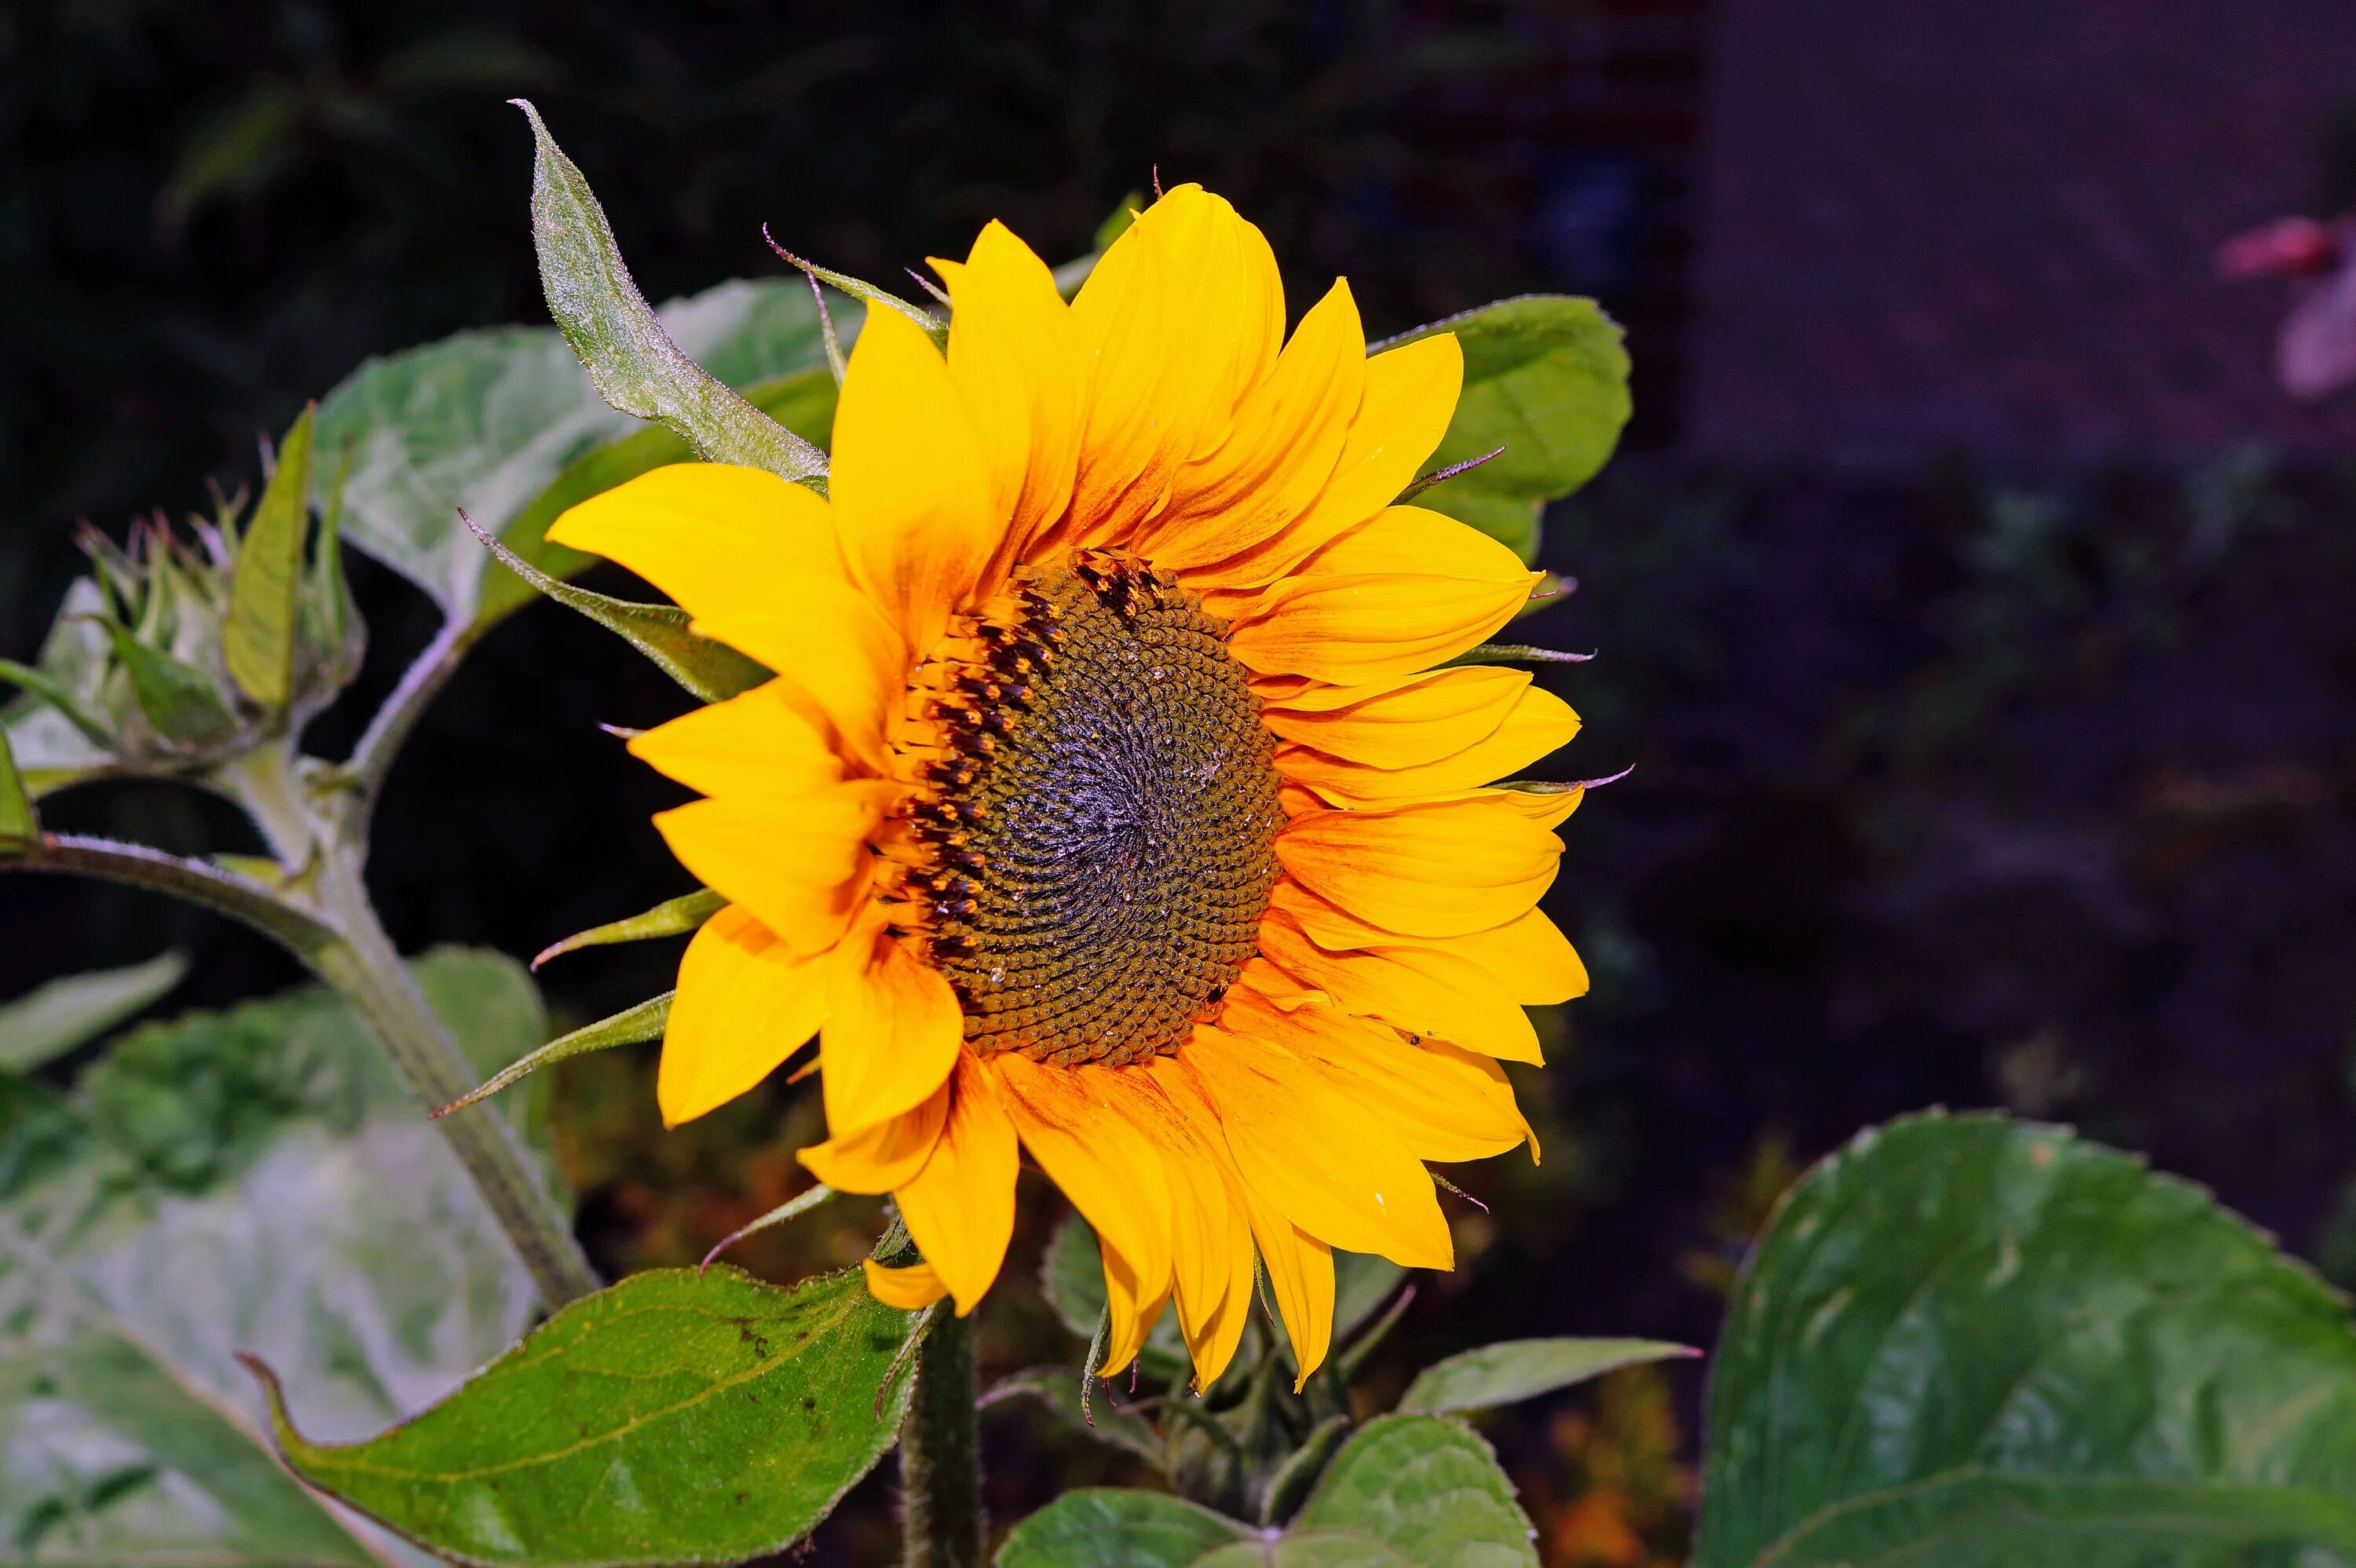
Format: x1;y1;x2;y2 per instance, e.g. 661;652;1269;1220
546;461;843;628
863;1257;950;1310
1281;685;1582;803
1179;1022;1451;1270
896;1054;1021;1315
1143;279;1366;576
686;583;909;777
1060;185;1286;548
1198;331;1463;594
799;1081;950;1192
935;222;1083;571
627;680;844;802
1240;981;1530;1160
1275;795;1564;938
993;1053;1176;1308
1144;1056;1268;1389
652;786;893;956
1256;911;1542;1064
658;906;829;1126
1271;883;1589;1007
1261;666;1531;767
820;929;964;1135
830;305;1003;656
1225;509;1537;686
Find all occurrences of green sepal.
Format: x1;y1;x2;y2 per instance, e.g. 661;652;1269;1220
513;100;825;485
1448;642;1593;667
463;512;770;704
0;656;115;747
0;726;36;850
93;619;236;748
533;886;726;970
224;404;314;709
243;1265;924;1567
434;990;671;1119
772;245;947;347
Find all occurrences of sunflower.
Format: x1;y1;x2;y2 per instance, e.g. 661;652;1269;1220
549;185;1590;1390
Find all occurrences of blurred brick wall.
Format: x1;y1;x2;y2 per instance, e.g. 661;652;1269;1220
1686;0;2356;466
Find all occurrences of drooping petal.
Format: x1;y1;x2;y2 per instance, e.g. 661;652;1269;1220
830;306;1004;657
653;784;895;956
1194;331;1464;594
659;906;829;1127
1279;685;1582;803
1179;1021;1452;1270
1256;910;1542;1064
820;928;964;1135
992;1053;1176;1322
1275;793;1566;937
1058;185;1286;549
934;222;1084;575
1260;666;1531;767
863;1257;950;1310
895;1054;1021;1314
799;1080;951;1192
1143;279;1366;576
1225;508;1538;686
1144;1055;1269;1388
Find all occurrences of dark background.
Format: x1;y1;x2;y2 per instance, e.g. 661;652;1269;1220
9;2;2356;1562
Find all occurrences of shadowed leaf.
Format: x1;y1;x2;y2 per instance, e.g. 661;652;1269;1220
0;951;185;1073
1396;1337;1694;1416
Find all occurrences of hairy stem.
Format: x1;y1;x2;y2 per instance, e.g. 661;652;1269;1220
901;1310;983;1568
341;617;476;840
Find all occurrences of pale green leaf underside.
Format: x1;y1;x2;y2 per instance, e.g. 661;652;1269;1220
0;950;186;1073
1395;1336;1694;1416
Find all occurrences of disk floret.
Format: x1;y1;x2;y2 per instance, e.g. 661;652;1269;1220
891;553;1285;1066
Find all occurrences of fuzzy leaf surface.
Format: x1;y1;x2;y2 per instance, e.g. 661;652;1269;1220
0;949;555;1567
1396;1337;1694;1416
1696;1111;2356;1567
996;1489;1246;1567
1381;295;1630;561
259;1265;924;1566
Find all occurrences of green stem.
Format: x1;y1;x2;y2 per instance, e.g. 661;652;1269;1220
901;1310;983;1568
224;744;602;1310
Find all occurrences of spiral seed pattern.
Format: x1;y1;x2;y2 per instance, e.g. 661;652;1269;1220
903;555;1283;1065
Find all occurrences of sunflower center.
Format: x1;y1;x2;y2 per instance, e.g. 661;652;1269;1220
902;554;1285;1066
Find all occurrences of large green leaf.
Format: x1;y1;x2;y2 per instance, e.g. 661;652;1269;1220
256;1265;925;1567
996;1416;1538;1568
313;276;840;623
1396;1336;1694;1416
1382;295;1631;561
0;950;185;1073
0;949;556;1566
1696;1111;2356;1568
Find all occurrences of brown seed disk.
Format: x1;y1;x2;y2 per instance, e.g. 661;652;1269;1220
903;557;1284;1065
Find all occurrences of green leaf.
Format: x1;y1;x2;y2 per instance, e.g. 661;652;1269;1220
95;620;236;748
997;1489;1247;1568
532;886;726;969
254;1264;925;1566
314;285;839;626
0;951;185;1073
1695;1110;2356;1568
1002;1416;1539;1567
224;404;315;709
5;579;122;794
1396;1337;1694;1416
0;726;34;851
515;100;825;486
435;989;671;1118
1281;1414;1538;1566
1382;295;1631;561
0;949;558;1566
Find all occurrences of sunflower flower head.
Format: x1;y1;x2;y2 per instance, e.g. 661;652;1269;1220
552;185;1590;1391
